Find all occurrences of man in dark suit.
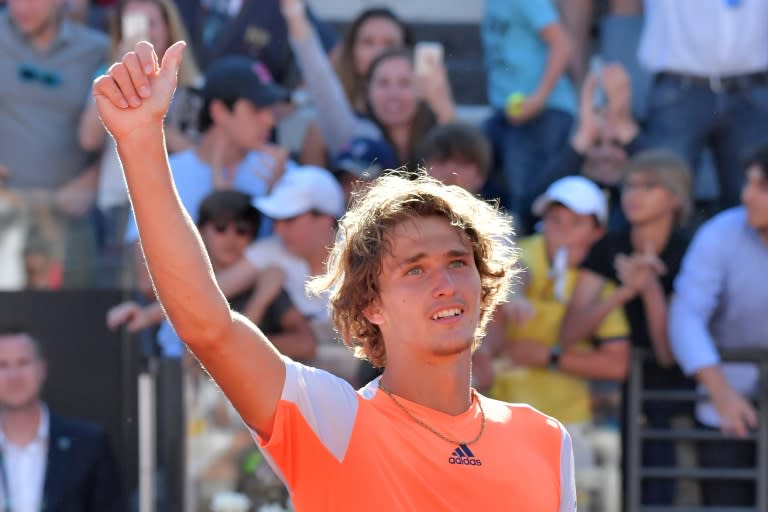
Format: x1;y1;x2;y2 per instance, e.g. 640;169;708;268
0;329;121;512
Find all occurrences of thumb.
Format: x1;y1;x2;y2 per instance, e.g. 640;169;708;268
158;40;186;83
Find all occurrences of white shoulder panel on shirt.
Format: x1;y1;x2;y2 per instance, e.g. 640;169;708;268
281;358;360;462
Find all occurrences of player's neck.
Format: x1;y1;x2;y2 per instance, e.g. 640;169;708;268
1;401;42;446
380;356;472;416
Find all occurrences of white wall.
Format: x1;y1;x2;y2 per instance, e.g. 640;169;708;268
309;0;484;23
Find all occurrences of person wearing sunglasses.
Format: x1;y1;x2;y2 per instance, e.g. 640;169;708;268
108;189;317;362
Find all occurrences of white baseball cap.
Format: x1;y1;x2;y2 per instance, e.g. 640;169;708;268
254;166;345;220
531;176;608;225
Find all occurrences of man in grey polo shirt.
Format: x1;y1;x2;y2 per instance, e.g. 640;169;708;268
0;0;107;286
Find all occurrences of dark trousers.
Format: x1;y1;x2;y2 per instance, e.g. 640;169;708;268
482;108;573;232
697;421;757;506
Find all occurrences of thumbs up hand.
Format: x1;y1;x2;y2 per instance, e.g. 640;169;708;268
93;41;186;141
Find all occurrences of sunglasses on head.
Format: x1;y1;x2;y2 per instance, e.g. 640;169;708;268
17;64;62;88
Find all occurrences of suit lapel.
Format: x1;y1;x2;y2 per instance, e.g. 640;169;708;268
42;416;69;511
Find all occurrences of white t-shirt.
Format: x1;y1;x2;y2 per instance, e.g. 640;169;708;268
639;0;768;75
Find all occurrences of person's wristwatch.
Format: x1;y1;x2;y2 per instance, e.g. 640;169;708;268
548;345;562;370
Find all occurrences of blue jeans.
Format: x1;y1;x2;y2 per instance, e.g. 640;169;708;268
644;74;768;209
483;108;573;233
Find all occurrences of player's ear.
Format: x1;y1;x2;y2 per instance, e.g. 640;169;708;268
363;298;384;325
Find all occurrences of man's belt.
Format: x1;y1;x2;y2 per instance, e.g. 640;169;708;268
656;70;768;92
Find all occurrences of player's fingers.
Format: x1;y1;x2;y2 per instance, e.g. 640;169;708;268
108;60;141;107
93;75;129;109
122;51;151;99
159;41;186;78
135;40;158;75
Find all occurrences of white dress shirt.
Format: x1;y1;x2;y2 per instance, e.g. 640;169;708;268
0;405;49;512
639;0;768;75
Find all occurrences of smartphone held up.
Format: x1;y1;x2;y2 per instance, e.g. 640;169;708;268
414;41;444;76
122;10;150;45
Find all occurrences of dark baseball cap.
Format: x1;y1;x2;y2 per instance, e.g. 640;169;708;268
201;56;290;107
332;137;399;180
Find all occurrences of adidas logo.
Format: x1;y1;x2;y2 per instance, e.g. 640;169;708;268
448;444;483;466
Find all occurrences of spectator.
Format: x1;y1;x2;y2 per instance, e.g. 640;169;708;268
123;55;290;298
109;190;316;361
300;7;413;167
281;0;456;165
419;122;492;195
0;0;108;286
560;149;694;506
174;0;335;87
484;176;629;486
78;0;202;288
92;42;576;506
331;137;399;202
225;167;359;383
482;0;576;224
0;329;121;511
639;0;768;210
669;145;768;507
536;62;652;233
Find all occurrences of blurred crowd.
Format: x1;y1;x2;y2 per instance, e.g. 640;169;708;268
1;0;768;510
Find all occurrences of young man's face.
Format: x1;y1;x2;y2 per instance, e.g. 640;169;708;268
365;215;482;363
742;165;768;232
621;170;680;226
426;159;485;194
541;205;604;267
273;211;335;262
0;334;46;411
199;219;255;270
216;99;275;151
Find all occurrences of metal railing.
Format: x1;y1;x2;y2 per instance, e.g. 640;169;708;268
626;349;768;512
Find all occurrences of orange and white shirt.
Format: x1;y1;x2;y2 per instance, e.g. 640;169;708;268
251;359;576;511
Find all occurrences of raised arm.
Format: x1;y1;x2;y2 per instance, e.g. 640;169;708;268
93;42;285;437
280;0;380;153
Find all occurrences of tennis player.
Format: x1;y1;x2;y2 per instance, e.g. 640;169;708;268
93;41;576;511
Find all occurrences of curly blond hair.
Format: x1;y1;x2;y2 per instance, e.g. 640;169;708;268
308;173;518;368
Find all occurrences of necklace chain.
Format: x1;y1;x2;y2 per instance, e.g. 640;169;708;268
378;382;486;446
